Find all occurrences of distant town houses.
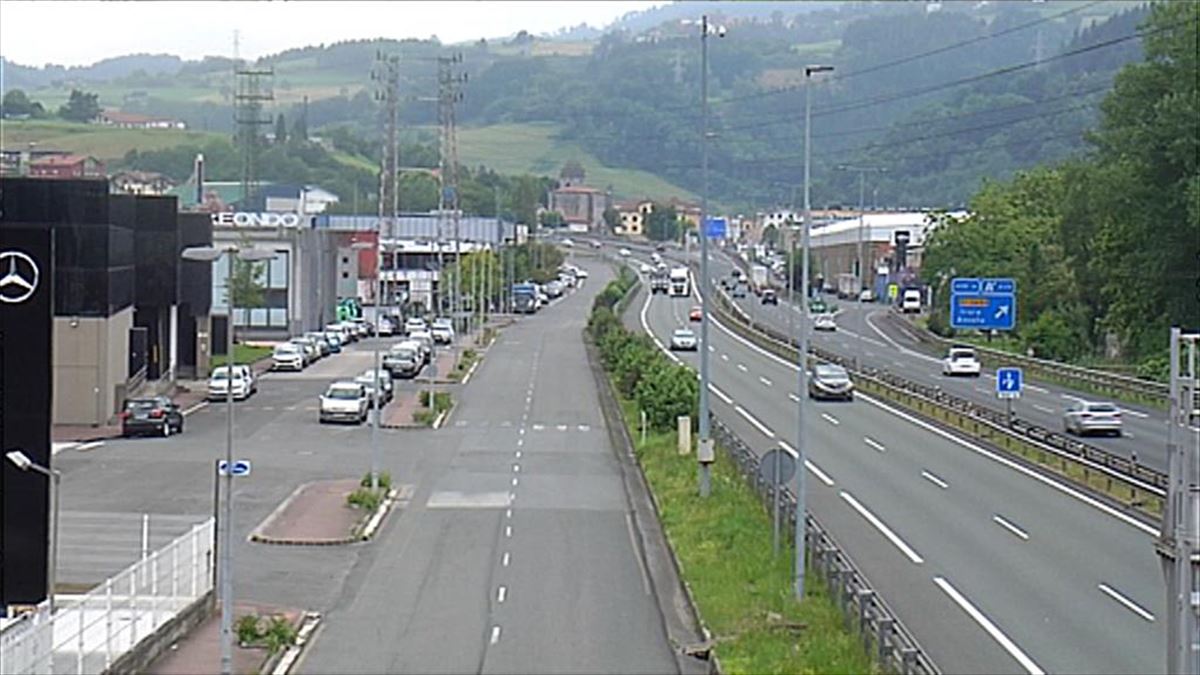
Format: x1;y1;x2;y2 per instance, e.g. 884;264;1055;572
110;169;175;195
546;162;611;232
28;153;106;179
95;110;186;130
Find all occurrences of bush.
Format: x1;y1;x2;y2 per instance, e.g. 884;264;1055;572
236;614;262;645
614;334;660;398
262;616;298;655
360;471;392;490
1135;353;1169;382
347;487;382;511
1023;308;1088;362
419;390;452;411
635;361;699;431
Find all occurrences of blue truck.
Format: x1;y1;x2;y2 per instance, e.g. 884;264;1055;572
512;283;538;314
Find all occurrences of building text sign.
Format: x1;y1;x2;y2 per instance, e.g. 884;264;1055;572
211;212;304;228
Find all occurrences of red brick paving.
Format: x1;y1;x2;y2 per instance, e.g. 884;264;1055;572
252;479;363;544
148;602;301;675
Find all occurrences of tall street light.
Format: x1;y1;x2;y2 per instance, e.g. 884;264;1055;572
6;450;61;613
351;241;383;491
182;243;275;675
797;63;834;601
696;14;725;498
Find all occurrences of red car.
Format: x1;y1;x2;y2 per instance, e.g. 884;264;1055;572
689;306;703;322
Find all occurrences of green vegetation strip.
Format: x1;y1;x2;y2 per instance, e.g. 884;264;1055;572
414;391;452;426
210;344;273;372
451;349;479;382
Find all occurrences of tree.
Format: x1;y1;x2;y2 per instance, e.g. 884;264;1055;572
1;89;45;118
274;113;288;144
539;211;565;228
602;206;620;232
228;235;267;313
291;107;308;142
58;89;101;123
644;203;679;241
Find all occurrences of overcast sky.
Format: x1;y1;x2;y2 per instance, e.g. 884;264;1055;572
0;1;667;67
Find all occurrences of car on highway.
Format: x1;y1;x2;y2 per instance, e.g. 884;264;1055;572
732;283;747;299
591;240;602;249
272;343;306;371
383;341;424;378
808;298;828;314
1063;401;1122;437
561;238;574;247
809;364;854;401
901;289;922;313
858;288;875;302
670;328;698;351
208;365;255;401
942;346;982;377
404;317;428;336
351;317;375;337
619;248;631;257
761;289;778;305
430;319;454;345
640;262;653;274
120;396;185;437
319;381;369;424
377;316;396;337
689;306;702;322
813;314;837;331
326;323;355;344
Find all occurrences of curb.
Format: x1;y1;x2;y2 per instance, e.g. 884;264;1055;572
357;487;399;540
248;482;358;546
460;357;482;385
270;611;322;675
432;408;449;429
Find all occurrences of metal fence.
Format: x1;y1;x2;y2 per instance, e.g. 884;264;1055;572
1;518;215;675
710;417;939;675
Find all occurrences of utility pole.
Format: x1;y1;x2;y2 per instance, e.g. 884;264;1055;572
798;63;834;601
233;43;273;204
836;165;886;304
1159;327;1199;675
372;50;401;313
436;53;467;332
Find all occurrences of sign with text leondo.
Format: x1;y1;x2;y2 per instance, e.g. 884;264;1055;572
0;223;53;608
210;212;306;228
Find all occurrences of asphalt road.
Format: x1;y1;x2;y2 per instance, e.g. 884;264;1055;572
299;261;677;674
627;250;1165;675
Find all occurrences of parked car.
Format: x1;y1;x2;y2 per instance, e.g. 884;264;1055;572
670;328;698;351
326;323;355;344
689;306;703;322
1063;401;1122;437
808;364;854;401
120;396;184;437
319;382;369;424
761;289;779;305
408;331;435;364
351;317;375;337
619;248;631;257
405;317;428;336
383;341;424;379
377;316;396;337
732;284;747;299
354;370;393;407
942;346;982;377
208;365;254;401
431;319;454;345
289;337;320;364
591;240;602;249
858;289;875;302
305;331;333;357
273;343;305;371
813;314;837;332
322;331;343;353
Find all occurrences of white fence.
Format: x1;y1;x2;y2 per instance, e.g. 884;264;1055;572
1;517;214;675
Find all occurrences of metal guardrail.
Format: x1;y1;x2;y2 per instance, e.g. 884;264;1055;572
710;417;939;675
702;276;1168;506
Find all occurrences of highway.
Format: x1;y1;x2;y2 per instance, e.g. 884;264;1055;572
627;249;1165;675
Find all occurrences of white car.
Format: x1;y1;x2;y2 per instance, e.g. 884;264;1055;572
575;267;589;279
591;241;602;249
901;289;922;313
813;314;837;331
208;365;253;401
408;330;435;364
561;238;574;247
670;328;698;351
430;321;454;345
319;382;369;424
272;343;305;371
1063;401;1122;437
640;262;653;274
858;289;875;302
619;248;631;257
404;317;428;336
377;316;396;337
942;346;982;377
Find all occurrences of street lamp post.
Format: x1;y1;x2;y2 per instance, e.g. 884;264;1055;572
352;241;382;490
6;450;61;613
797;63;834;602
182;244;274;675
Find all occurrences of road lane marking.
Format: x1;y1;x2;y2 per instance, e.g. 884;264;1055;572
1097;583;1155;622
511;477;519;487
735;405;775;438
708;345;715;352
840;491;924;564
721;354;729;361
556;424;568;431
777;441;835;486
933;576;1045;675
532;424;544;431
893;361;907;368
1032;404;1055;414
505;525;512;538
490;626;501;644
1061;393;1087;402
974;386;991;395
261;406;275;411
737;363;748;372
759;376;773;387
513;464;520;473
516;451;522;459
864;312;940;363
820;413;840;426
77;441;104;452
517;438;524;447
921;471;949;489
502;552;510;567
519;428;526;435
1025;383;1048;393
497;586;507;603
709;384;733;405
182;401;209;416
1119;408;1149;419
505;509;512;519
992;515;1029;540
860;392;1159;537
864;437;886;452
788;392;800;402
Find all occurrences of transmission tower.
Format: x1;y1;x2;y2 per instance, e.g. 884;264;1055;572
233;44;274;204
372;51;401;308
436;53;467;330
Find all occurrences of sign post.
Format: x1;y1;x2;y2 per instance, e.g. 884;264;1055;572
996;367;1022;425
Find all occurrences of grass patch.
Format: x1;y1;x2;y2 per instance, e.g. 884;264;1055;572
413;391;453;426
235;613;298;655
210;344;273;373
614;396;872;674
346;487;383;512
450;349;479;382
0;118;225;162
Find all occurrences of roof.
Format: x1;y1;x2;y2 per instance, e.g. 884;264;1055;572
552;185;604;194
99;110;173;124
31;154;94;166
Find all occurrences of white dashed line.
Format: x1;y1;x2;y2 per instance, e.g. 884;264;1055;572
820;413;840;426
839;491;924;564
519;428;526;435
1120;408;1149;419
513;464;520;473
182;401;209;416
505;509;512;519
776;441;834;486
735;405;775;438
556;424;567;431
921;471;949;490
721;354;729;361
1032;404;1055;414
1025;383;1049;393
864;437;886;452
788;392;800;402
502;552;510;567
759;376;773;387
517;438;524;447
737;363;748;372
992;515;1029;540
490;626;501;644
532;424;544;431
933;577;1044;675
511;477;519;487
497;586;507;603
505;525;512;538
1097;583;1155;622
708;384;733;405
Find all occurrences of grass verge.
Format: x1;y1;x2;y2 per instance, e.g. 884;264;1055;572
413;391;452;426
210;344;273;372
614;396;872;674
450;349;479;382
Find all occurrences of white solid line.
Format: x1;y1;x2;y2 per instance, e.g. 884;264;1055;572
788;392;800;402
505;525;512;538
737;363;749;372
1097;583;1155;622
992;515;1029;540
864;437;886;453
921;470;949;489
859;393;1159;537
735;405;776;438
893;361;907;368
759;376;773;387
839;491;924;564
1061;393;1087;402
778;439;799;458
502;552;510;567
261;406;275;411
1032;404;1055;414
933;577;1044;674
182;401;209;416
490;626;501;645
820;413;840;426
76;441;104;452
805;459;835;486
1120;408;1149;419
498;586;507;603
708;384;734;405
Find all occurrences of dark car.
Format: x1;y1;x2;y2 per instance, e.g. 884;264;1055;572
808;364;854;401
761;289;779;305
120;396;184;437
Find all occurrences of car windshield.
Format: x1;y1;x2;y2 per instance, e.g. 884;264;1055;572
951;350;975;360
326;387;361;400
1088;403;1119;413
815;365;847;379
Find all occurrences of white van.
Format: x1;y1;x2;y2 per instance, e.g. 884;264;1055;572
901;289;922;313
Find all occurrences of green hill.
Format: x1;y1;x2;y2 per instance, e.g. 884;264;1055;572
0;119;224;161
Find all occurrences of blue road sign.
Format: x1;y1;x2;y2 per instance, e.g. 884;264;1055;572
996;367;1022;399
950;293;1016;330
981;278;1015;295
705;217;727;238
217;460;252;477
951;278;980;294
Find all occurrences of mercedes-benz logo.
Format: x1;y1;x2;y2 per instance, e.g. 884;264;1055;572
0;250;40;304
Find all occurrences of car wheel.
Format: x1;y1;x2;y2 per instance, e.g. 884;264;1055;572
1112;429;1122;438
162;422;171;438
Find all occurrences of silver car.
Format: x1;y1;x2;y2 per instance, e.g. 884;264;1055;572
1063;401;1122;437
808;364;854;401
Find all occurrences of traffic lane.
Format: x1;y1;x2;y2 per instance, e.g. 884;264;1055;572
642;294;1022;674
645;292;1163;674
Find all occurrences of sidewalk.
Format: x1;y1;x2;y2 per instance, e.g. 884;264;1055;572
250;479;363;545
148;602;302;675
